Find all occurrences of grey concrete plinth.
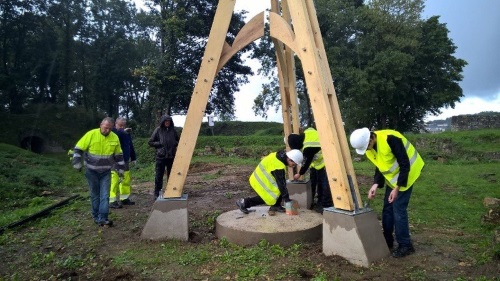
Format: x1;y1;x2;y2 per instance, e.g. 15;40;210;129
323;208;390;267
287;180;313;209
141;194;189;241
216;206;322;247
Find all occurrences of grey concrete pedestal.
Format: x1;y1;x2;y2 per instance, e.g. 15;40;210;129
323;207;390;267
216;207;322;246
287;180;313;209
141;194;189;241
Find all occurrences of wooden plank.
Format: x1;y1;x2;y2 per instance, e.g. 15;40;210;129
272;2;293;178
217;12;265;72
286;0;353;210
282;1;300;135
164;0;236;198
269;12;300;55
305;0;362;205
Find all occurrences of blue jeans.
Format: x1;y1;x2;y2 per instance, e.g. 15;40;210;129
382;185;413;247
85;169;111;223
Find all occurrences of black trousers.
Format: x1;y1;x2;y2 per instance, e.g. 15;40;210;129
310;168;319;202
154;158;174;197
317;168;333;208
245;194;283;208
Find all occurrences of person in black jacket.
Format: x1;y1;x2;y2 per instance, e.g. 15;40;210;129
148;115;179;200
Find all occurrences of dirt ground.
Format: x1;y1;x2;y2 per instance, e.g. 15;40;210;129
1;162;499;280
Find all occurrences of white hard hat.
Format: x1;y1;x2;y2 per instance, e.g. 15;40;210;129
286;149;303;164
350;127;370;155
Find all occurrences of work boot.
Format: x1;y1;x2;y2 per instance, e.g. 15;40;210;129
109;201;123;209
236;198;249;214
314;205;324;214
269;206;286;213
98;220;113;227
392;245;415;258
121;198;135;205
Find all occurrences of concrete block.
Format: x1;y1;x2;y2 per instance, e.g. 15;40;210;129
287;180;312;209
141;194;189;241
323;208;390;267
216;207;322;247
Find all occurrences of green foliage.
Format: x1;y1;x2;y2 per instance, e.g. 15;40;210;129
195;135;283;148
0;105;102;149
0;143;86;227
253;0;466;132
199;121;284;136
1;129;499;280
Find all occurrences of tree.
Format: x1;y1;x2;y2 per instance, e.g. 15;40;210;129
251;0;466;132
338;0;466;132
0;0;48;113
137;0;253;126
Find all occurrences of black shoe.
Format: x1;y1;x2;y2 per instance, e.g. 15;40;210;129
121;198;135;205
236;199;249;214
269;206;286;213
313;205;324;214
109;201;123;209
98;220;113;227
392;245;415;258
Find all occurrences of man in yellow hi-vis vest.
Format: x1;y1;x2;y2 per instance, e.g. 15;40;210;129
236;149;303;214
71;117;126;227
350;128;425;258
288;128;334;213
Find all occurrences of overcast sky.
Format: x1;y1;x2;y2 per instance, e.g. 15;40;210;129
133;0;500;125
229;0;500;124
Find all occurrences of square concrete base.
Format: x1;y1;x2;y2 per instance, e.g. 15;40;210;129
323;208;390;267
287;180;312;209
141;194;189;241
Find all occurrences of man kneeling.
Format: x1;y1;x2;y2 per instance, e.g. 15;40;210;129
236;149;303;215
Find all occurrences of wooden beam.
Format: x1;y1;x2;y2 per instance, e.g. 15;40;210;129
164;0;236;198
286;0;354;210
217;12;265;72
304;0;362;206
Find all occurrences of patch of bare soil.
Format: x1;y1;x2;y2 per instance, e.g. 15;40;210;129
1;163;498;280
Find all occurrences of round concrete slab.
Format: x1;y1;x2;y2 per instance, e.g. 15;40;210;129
215;206;323;246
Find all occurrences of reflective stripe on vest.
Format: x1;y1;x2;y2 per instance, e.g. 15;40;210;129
249;152;286;205
365;130;424;191
74;129;124;173
303;128;325;169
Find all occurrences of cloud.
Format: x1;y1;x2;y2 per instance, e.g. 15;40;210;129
425;92;500;121
423;0;500;99
168;1;500;127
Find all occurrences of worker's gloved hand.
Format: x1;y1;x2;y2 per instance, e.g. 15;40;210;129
73;163;82;172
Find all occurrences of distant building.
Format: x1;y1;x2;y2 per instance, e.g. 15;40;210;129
451;113;500;131
425;112;500;132
424;119;451;133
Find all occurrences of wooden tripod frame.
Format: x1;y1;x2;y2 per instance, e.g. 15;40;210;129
162;0;362;211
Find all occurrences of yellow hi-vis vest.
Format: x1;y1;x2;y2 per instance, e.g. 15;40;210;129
365;130;424;191
73;129;124;173
249;152;286;205
303;128;325;170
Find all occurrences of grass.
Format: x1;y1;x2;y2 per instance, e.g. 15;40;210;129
0;129;499;280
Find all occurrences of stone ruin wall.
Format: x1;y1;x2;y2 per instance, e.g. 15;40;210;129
451;114;500;131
